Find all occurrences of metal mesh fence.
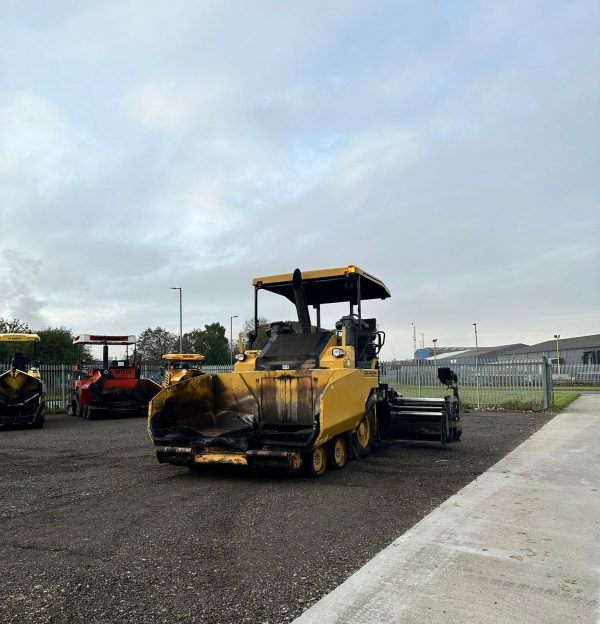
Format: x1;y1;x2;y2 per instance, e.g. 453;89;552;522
35;364;234;410
379;359;551;409
550;363;600;384
6;359;591;411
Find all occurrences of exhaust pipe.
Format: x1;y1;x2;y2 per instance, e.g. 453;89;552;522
292;268;312;334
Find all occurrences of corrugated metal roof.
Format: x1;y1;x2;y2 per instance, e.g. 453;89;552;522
429;344;527;360
510;334;600;354
426;349;472;360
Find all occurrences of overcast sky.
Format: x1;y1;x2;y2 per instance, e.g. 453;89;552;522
0;0;598;358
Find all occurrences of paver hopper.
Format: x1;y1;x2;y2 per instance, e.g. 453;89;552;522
0;333;45;428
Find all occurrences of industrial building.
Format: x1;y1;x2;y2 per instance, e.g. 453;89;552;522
501;334;600;365
415;335;600;366
420;344;527;363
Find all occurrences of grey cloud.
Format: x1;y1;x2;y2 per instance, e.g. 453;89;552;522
0;1;598;356
0;250;47;328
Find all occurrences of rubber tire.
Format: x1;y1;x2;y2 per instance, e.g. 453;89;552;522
353;406;375;459
327;437;348;470
302;445;327;477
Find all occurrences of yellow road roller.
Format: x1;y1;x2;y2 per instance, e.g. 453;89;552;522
0;332;45;428
148;266;461;476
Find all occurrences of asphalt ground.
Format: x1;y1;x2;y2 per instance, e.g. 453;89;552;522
0;410;553;624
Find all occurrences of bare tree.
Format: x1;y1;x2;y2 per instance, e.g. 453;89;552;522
242;317;270;350
137;327;178;364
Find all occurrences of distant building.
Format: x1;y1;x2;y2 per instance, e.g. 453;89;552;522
422;344;527;363
411;335;600;365
499;334;600;365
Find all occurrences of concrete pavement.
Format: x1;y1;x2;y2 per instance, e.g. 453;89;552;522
294;395;600;623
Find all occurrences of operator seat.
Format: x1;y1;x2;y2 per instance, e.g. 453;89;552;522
12;352;29;371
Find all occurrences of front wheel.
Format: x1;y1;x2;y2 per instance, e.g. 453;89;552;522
302;445;327;477
327;437;348;470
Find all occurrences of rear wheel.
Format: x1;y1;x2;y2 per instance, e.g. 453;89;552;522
302;445;327;477
327;437;347;470
353;406;375;459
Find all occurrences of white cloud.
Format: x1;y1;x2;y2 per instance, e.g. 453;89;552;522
124;82;223;130
0;93;89;196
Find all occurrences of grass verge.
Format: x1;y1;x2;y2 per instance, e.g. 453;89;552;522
550;392;579;413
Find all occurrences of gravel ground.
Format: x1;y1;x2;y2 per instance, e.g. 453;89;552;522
0;410;553;624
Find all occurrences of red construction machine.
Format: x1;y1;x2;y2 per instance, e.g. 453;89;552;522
69;334;161;419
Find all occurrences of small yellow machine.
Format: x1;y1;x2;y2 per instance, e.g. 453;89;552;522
161;353;205;388
148;266;461;476
0;333;45;428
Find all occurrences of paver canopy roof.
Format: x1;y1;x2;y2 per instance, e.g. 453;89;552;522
0;333;40;342
252;265;391;306
73;334;136;345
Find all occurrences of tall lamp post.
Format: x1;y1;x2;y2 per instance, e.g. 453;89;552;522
171;287;183;353
230;315;238;366
473;323;480;408
554;334;561;375
432;338;438;367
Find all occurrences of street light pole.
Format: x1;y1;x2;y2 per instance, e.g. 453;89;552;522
432;338;438;367
473;323;480;408
230;315;238;367
171;287;183;353
554;334;561;375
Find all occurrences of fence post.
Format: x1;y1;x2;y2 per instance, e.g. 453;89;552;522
541;356;553;409
547;358;554;407
61;364;66;410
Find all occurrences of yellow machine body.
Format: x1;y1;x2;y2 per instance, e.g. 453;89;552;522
148;266;460;475
161;353;205;388
148;266;392;474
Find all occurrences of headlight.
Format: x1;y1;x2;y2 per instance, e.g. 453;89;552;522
235;353;246;361
332;348;344;358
